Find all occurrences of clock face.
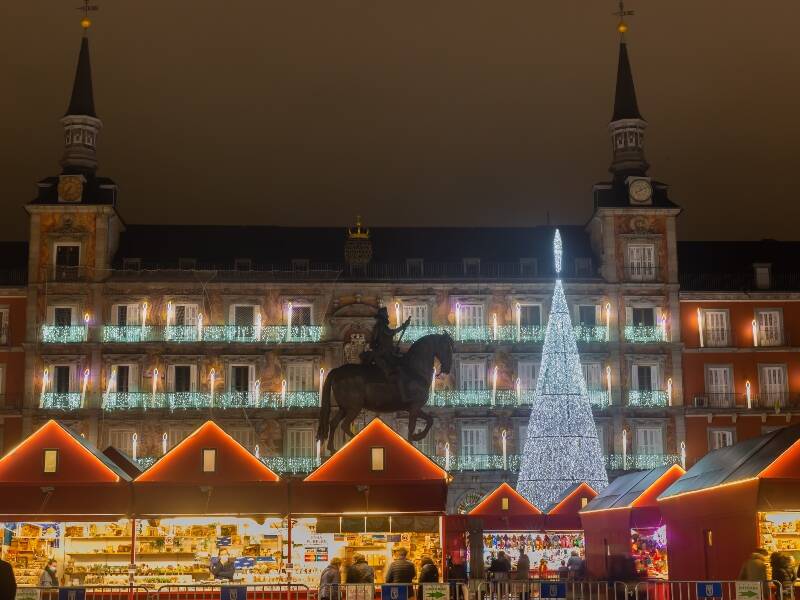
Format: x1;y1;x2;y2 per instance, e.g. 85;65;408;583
629;179;653;204
57;176;83;203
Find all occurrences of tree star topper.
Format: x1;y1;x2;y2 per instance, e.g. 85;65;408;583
553;228;562;274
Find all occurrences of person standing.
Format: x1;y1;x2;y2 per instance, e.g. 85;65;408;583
386;547;416;584
515;550;531;580
39;559;59;587
0;553;16;600
417;557;439;600
489;551;511;581
319;558;342;600
566;551;584;580
771;552;796;600
210;549;236;580
347;554;375;584
738;549;768;581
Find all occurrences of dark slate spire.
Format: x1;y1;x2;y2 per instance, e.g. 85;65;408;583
66;36;97;117
611;41;642;121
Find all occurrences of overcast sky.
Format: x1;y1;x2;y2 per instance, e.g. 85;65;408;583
1;1;798;241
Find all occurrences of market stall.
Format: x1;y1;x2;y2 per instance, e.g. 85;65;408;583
290;418;450;585
0;420;133;586
658;423;800;581
580;464;685;580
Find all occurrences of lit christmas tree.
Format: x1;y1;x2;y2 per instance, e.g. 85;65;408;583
516;229;609;508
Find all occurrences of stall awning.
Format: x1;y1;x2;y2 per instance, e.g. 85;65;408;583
133;421;285;516
296;418;448;515
659;423;800;510
0;420;131;519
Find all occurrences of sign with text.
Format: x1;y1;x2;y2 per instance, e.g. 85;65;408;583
382;585;409;600
421;583;450;600
735;582;763;600
344;584;374;600
220;586;248;600
15;589;41;600
696;583;724;599
540;582;566;599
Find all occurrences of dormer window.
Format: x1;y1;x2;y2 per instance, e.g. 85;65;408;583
370;447;385;471
501;497;509;511
202;448;217;473
178;258;196;271
43;449;59;474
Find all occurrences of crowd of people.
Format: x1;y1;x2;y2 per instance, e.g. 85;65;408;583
486;549;585;581
739;548;798;597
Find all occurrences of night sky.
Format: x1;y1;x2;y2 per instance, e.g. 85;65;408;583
2;1;799;242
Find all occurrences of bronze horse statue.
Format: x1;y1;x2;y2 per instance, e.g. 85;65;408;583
317;332;454;452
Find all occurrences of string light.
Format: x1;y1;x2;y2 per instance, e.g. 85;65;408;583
81;368;90;405
502;430;508;470
162;432;168;455
516;229;608;508
395;302;401;328
455;303;461;340
752;319;759;347
286;302;294;341
746;380;752;409
492;313;498;340
491;365;498;406
605;303;611;341
697;308;705;348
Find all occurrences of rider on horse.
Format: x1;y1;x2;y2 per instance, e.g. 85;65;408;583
363;306;410;382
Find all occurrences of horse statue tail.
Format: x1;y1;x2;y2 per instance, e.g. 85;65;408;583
317;370;335;442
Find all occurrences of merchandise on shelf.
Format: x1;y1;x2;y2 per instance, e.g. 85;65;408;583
630;527;668;580
759;511;800;560
482;531;585;575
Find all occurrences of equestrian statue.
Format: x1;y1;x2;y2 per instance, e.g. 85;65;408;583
317;307;454;452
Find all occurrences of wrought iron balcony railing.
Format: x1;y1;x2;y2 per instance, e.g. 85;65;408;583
40;325;87;343
263;456;322;475
40;392;83;410
627;390;670;407
605;453;681;471
429;389;610;409
102;326;162;343
404;325;608;344
624;325;668;343
43;324;325;344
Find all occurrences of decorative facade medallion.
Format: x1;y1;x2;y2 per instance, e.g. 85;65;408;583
57;175;85;203
344;332;368;364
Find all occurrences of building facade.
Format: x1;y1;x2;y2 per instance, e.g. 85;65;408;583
3;25;795;513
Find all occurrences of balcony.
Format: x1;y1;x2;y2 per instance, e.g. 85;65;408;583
691;393;738;409
40;325;87;343
624;325;667;343
624;266;658;283
627;390;670;407
752;392;794;410
263;456;321;475
100;391;320;411
215;391;320;409
605;453;681;471
574;325;609;343
429;454;522;472
40;392;83;410
404;324;606;345
429;389;610;409
102;326;162;343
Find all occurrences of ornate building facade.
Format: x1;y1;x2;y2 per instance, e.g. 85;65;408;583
4;25;797;513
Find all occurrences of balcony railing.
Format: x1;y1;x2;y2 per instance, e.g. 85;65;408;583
40;392;83;410
574;325;609;343
627;390;670;407
102;326;162;343
691;393;738;408
263;456;322;475
624;266;659;282
753;392;793;410
100;391;320;411
605;453;681;471
624;325;667;343
430;389;610;409
40;325;87;343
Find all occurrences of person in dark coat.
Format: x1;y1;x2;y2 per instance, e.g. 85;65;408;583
489;551;511;581
515;550;531;580
417;557;440;600
738;549;769;581
319;558;342;600
210;549;236;580
347;554;375;583
385;548;416;584
771;552;796;599
0;555;16;600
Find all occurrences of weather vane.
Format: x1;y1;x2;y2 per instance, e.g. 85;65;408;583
613;0;634;36
76;0;99;30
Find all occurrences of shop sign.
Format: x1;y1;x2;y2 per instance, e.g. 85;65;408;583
382;585;410;600
220;586;248;600
348;584;374;600
539;582;566;599
421;583;450;600
696;583;723;598
15;589;40;600
58;589;85;600
735;582;763;600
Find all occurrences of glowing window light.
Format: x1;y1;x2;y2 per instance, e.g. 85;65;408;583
516;377;521;400
84;312;91;326
746;380;752;409
41;368;50;403
81;368;90;405
281;379;287;405
667;377;673;406
253;379;261;404
395;302;401;328
162;432;167;455
605;303;611;341
606;366;612;404
429;367;436;403
697;308;704;347
106;366;117;397
209;368;216;406
515;303;521;342
286;302;294;341
455;303;461;341
316;439;321;462
492;313;498;341
752;319;759;347
491;365;498;406
132;433;138;461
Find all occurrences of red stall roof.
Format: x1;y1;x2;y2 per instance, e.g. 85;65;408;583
295;419;449;515
659;424;800;507
548;482;598;515
133;421;284;516
584;465;684;512
469;483;542;517
0;420;131;519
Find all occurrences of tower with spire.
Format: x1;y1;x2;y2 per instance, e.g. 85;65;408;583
608;35;648;178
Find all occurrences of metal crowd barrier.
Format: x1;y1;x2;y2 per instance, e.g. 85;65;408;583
629;580;786;600
474;579;615;600
320;582;466;600
157;584;310;600
15;586;151;600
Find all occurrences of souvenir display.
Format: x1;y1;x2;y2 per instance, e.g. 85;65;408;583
482;531;585;575
630;527;668;580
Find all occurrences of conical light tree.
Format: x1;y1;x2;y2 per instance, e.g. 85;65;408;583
516;230;609;508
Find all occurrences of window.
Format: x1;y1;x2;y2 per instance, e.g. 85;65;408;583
635;427;663;455
406;259;424;277
629;307;656;327
627;244;656;281
172;303;198;326
43;449;59;473
463;258;481;276
202;448;217;472
412;430;436;457
108;429;136;456
575;257;593;277
113;365;130;393
518;361;538;391
582;363;603;390
702;310;729;347
501;497;509;511
122;258;141;271
759;365;788;406
229;427;255;450
53;365;72;393
520;258;537;277
518;304;542;327
578;305;600;327
460;361;486;390
234;258;252;271
178;258;196;270
371;447;385;471
52;307;74;326
229;365;252;394
168;427;192;449
286;363;313;392
286;427;314;457
461;426;488;457
113;304;140;327
754;264;771;290
402;304;429;327
54;243;80;280
169;365;196;393
459;304;484;327
0;308;9;344
518;424;528;453
631;364;658;391
757;310;782;346
705;366;733;404
231;304;256;327
709;429;735;451
290;304;312;326
292;259;310;273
